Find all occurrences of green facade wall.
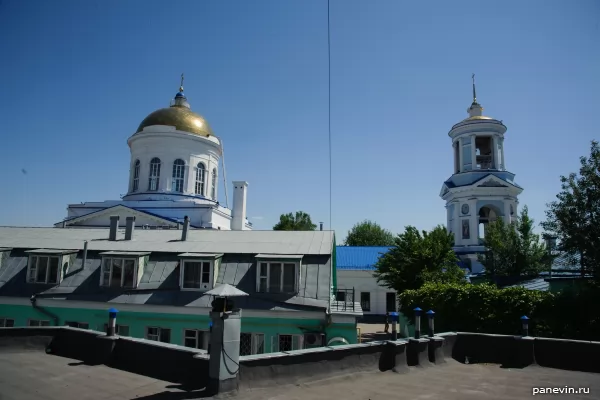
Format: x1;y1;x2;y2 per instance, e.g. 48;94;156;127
547;278;589;293
0;303;357;351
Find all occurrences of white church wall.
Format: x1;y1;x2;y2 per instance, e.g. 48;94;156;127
128;132;220;198
336;270;396;316
207;211;232;230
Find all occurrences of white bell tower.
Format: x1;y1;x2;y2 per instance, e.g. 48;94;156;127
440;75;524;273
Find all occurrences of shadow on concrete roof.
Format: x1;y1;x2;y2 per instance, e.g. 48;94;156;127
1;327;599;400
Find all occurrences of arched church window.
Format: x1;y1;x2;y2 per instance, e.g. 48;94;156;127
148;158;161;191
132;160;140;192
172;159;186;193
195;162;206;196
211;168;217;200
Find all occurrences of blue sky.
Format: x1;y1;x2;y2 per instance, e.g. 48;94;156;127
0;0;598;239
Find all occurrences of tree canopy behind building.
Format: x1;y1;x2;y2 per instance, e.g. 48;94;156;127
541;140;600;280
343;220;395;246
272;211;317;231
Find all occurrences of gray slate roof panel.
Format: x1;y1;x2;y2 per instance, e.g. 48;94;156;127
233;263;251;285
316;261;331;300
148;262;168;284
139;261;156;284
0;227;334;255
222;263;238;285
160;262;178;283
0;254;26;285
0;231;334;314
302;264;318;298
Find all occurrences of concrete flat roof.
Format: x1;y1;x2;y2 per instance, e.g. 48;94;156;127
1;349;599;400
0;350;191;399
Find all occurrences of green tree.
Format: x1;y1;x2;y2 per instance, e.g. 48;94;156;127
479;206;550;279
272;211;317;231
343;220;395;246
373;225;465;294
541;140;600;279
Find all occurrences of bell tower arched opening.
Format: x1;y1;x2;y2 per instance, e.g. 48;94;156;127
478;205;501;243
475;136;495;170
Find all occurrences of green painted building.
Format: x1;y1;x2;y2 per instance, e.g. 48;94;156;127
0;226;361;354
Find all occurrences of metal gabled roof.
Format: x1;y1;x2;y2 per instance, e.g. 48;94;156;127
0;227;334;256
336;246;392;270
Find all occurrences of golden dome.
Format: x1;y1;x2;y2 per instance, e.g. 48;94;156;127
135;106;214;137
465;115;493;121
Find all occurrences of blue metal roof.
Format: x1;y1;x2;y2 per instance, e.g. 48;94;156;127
443;172;523;190
336;246;392;270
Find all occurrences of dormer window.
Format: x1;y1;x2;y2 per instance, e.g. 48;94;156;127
98;251;149;289
25;249;76;285
27;255;60;284
255;254;302;294
100;257;137;288
182;261;211;289
178;253;222;291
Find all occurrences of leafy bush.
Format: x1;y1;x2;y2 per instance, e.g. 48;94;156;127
398;282;600;340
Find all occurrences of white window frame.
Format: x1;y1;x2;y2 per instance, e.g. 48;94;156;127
0;318;15;327
28;319;50;327
146;326;171;343
271;334;303;353
172;159;186;193
240;332;265;356
183;328;209;350
195;162;206;196
148;157;161;191
256;261;300;294
100;257;138;288
26;255;63;284
180;259;214;291
132;159;140;192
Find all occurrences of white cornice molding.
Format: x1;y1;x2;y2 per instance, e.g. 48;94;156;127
128;129;222;153
441;176;523;201
448;121;507;139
